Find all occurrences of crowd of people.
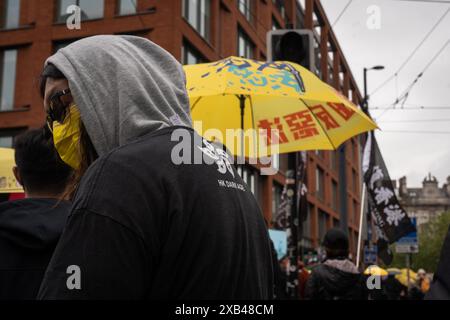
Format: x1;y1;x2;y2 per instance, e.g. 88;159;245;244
0;35;449;300
273;228;433;300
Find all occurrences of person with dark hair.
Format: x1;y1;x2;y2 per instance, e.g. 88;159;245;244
0;128;72;300
37;35;273;299
304;228;368;300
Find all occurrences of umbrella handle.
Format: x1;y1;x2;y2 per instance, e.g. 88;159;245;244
239;95;246;166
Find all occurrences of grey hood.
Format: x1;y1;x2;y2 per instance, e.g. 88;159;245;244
45;35;192;156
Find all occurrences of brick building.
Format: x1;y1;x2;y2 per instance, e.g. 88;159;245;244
0;0;365;259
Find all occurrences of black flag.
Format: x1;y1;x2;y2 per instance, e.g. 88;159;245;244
362;132;415;264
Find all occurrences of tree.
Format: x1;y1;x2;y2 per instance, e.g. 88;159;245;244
387;212;450;272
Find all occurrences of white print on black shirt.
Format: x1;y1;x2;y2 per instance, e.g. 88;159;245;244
218;179;245;191
197;139;235;178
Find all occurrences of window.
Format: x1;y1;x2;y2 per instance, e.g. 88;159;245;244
182;0;210;41
53;40;76;53
333;218;339;228
0;49;18;111
117;0;136;15
315;167;324;200
353;200;359;223
318;210;327;242
181;41;205;65
352;169;358;193
0;0;20;29
238;0;252;23
237;28;254;59
331;180;338;210
330;150;338;171
56;0;104;23
272;17;281;30
272;0;285;19
0;136;13;147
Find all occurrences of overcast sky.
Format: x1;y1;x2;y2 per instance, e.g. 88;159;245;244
320;0;450;188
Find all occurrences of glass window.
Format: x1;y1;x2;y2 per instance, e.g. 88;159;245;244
0;49;18;111
182;0;210;41
272;0;285;19
315;167;324;201
318;210;327;242
272;17;281;30
117;0;136;15
57;0;104;23
330;150;338;171
238;0;252;23
182;41;205;65
53;40;76;53
352;169;358;193
237;28;254;59
333;218;339;228
331;180;338;210
1;0;20;29
0;136;13;147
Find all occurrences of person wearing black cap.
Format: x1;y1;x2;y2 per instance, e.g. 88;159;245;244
304;228;368;300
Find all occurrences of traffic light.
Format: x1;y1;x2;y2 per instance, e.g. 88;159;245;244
267;29;315;72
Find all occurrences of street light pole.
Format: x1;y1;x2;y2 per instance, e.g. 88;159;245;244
362;65;384;114
363;67;368;113
356;65;384;269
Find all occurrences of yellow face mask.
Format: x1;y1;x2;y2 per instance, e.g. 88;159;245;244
52;105;82;170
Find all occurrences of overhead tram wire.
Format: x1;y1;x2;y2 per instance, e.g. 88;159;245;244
332;0;353;27
370;6;450;97
392;0;450;4
379;118;450;123
382;130;450;134
373;40;450;121
371;106;450;110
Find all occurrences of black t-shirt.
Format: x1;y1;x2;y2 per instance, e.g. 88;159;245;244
38;126;273;300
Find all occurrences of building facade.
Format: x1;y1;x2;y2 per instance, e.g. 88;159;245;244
397;174;450;226
0;0;365;259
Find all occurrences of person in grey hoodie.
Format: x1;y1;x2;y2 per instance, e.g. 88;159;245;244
37;35;273;300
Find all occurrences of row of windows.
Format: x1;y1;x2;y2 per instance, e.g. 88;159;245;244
180;25;256;65
0;0;138;30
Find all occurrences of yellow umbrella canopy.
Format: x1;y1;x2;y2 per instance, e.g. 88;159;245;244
387;268;402;275
364;265;389;276
396;268;418;287
0;148;23;194
184;56;377;158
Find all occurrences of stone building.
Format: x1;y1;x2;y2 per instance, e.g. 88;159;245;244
397;174;450;226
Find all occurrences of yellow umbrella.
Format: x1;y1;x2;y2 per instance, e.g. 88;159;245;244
0;148;23;194
364;265;388;276
184;56;377;158
396;268;417;287
387;268;402;275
